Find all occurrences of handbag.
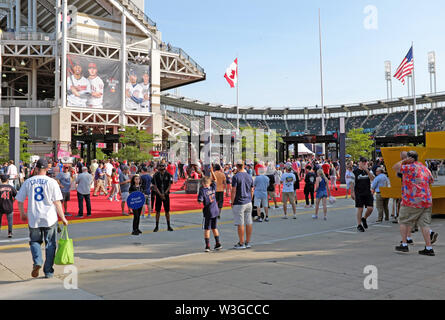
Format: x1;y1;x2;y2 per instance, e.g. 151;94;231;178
54;225;74;265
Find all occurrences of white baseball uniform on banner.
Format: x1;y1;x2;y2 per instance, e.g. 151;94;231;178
67;75;91;107
140;82;150;112
125;82;143;111
88;76;104;108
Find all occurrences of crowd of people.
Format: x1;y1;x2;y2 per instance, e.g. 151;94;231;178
0;150;441;279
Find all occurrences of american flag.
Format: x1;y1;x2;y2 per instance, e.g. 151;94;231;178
394;46;414;85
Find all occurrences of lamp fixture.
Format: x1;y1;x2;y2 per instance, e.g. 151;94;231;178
21;60;26;66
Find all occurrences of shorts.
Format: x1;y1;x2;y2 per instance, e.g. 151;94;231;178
316;189;328;199
267;191;276;198
254;196;268;208
282;192;295;203
346;179;354;189
144;194;151;205
121;192;129;202
215;192;224;209
155;195;170;212
398;206;432;228
203;215;218;230
232;203;253;226
355;193;374;208
62;192;70;202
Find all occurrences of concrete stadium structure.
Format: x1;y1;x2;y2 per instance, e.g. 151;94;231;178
0;0;205;156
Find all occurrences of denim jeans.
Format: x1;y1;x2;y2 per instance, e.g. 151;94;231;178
77;192;91;216
29;223;58;277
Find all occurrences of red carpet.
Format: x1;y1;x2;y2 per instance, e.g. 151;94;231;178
6;179;346;226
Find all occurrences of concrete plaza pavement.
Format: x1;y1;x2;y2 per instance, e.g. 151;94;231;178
1;197;445;300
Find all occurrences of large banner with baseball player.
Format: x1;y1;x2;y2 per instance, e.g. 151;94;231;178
66;54;121;110
125;62;151;113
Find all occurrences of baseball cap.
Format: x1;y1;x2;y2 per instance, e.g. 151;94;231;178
236;160;244;166
129;69;136;76
88;62;97;69
36;158;49;169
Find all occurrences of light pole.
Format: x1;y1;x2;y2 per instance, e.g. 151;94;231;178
428;52;437;110
384;61;392;100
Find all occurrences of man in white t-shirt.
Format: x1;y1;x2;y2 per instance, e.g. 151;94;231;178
140;71;150;112
16;158;68;279
67;63;91;107
125;71;143;111
6;160;18;188
104;159;113;191
87;62;104;109
280;165;297;219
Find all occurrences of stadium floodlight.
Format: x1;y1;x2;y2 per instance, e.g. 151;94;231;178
428;51;436;65
384;61;393;100
428;51;437;95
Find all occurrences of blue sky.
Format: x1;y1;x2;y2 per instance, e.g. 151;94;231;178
145;0;445;109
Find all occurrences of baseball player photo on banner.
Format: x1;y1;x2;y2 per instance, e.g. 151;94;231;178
66;54;121;110
125;62;151;113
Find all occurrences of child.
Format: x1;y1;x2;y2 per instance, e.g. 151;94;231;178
0;174;17;238
108;168;120;201
129;174;144;235
197;169;222;252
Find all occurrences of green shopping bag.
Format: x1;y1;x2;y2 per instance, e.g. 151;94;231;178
54;225;74;265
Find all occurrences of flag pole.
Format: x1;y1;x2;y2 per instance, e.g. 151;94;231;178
236;57;239;134
318;8;326;155
412;42;417;136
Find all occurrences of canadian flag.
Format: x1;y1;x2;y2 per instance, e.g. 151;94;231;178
224;58;238;88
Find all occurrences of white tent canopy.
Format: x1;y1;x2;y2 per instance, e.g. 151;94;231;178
298;144;314;155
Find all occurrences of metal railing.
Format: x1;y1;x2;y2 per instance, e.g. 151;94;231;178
0;32;56;41
161;44;205;74
68;30;151;50
122;0;156;28
1;100;55;108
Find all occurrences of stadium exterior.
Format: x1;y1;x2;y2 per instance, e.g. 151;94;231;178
1;0;445;160
0;0;206;157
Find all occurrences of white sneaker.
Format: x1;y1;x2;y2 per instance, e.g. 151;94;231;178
233;243;246;250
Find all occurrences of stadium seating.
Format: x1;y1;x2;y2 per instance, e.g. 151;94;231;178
165;106;445;137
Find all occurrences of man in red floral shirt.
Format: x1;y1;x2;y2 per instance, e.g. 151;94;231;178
393;151;436;256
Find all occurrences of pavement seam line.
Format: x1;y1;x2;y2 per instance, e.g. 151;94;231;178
0;205;354;251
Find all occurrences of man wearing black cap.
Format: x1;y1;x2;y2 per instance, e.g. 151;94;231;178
152;163;173;232
16;158;68;279
352;157;375;232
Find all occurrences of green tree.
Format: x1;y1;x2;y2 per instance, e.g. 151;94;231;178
95;148;107;161
0;122;31;163
112;126;155;162
346;128;374;162
239;127;283;162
